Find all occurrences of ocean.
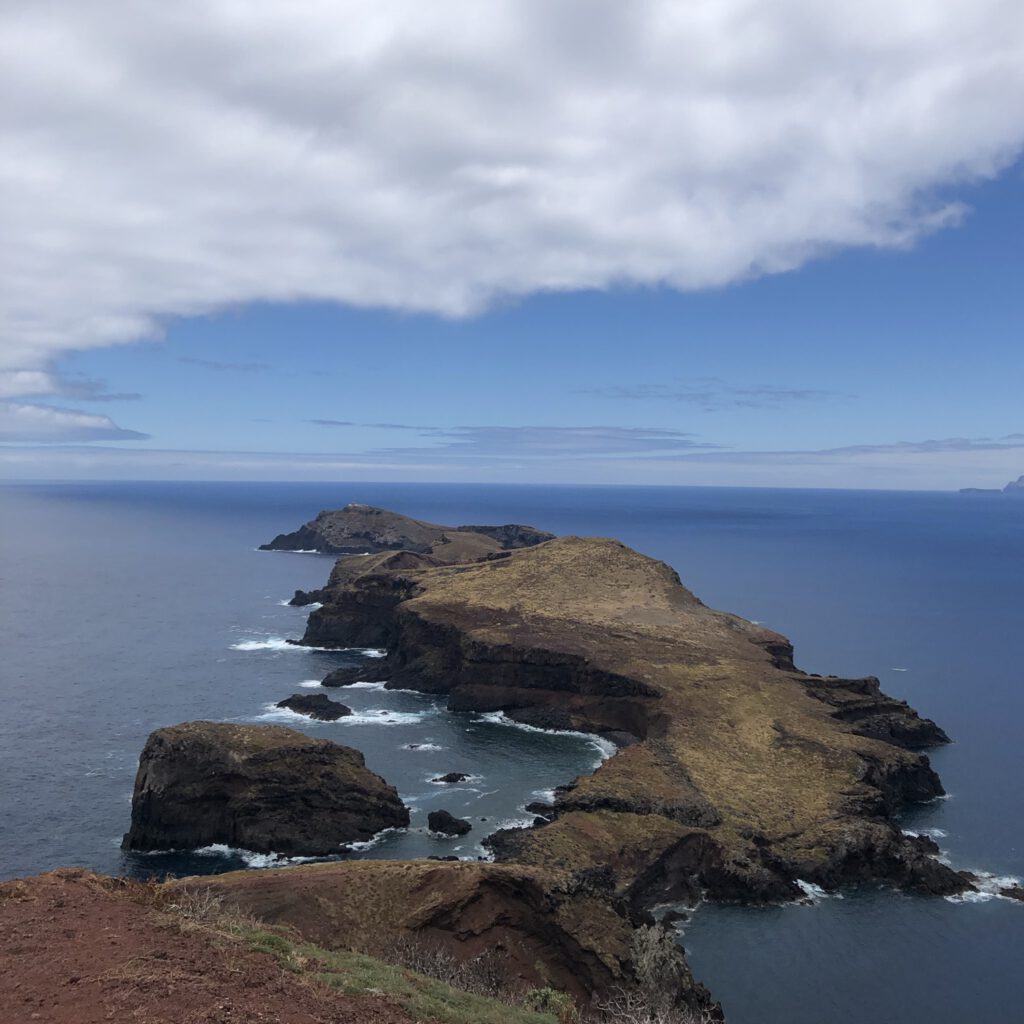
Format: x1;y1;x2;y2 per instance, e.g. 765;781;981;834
1;481;1021;1022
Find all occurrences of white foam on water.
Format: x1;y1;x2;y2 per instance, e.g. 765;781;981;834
889;667;909;672
344;709;429;726
794;879;843;903
230;636;388;655
193;844;319;868
298;679;323;688
902;827;949;839
476;711;617;764
944;869;1021;904
531;788;556;803
256;704;428;726
403;742;443;751
230;637;298;651
345;681;388;690
344;827;406;852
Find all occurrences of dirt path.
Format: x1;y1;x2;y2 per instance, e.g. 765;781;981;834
0;869;418;1024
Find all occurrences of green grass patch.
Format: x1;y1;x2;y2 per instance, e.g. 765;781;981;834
236;926;560;1024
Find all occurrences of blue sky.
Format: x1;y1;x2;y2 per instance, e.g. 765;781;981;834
2;3;1023;488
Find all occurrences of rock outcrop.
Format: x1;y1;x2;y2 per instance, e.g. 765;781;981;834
428;809;472;836
122;721;408;855
275;693;352;720
297;528;968;904
261;502;554;556
433;772;471;784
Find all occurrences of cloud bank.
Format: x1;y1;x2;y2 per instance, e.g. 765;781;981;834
2;0;1024;408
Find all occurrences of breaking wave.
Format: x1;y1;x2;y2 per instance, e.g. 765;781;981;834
945;871;1022;905
193;844;319;869
256;704;429;726
344;827;407;852
477;711;617;763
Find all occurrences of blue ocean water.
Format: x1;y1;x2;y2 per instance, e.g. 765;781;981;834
0;481;1021;1022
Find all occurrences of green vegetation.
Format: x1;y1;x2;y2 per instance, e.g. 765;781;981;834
238;924;562;1024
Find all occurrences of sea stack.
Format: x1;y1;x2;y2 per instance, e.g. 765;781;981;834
122;721;408;856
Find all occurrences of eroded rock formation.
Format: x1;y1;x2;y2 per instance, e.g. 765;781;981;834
275;693;352;720
122;721;408;855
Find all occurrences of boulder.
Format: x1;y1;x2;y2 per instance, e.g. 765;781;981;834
122;721;408;855
275;693;351;721
432;772;471;784
428;810;472;836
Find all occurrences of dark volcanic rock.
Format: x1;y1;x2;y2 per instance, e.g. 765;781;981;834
321;660;391;687
432;772;471;784
288;589;321;607
122;721;408;855
428;810;472;836
275;693;351;721
260;503;554;556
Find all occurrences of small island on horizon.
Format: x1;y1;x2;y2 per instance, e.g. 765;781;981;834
960;473;1024;494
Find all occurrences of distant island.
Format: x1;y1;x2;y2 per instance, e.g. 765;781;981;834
960;473;1024;494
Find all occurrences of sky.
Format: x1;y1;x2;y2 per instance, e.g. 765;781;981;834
1;1;1023;489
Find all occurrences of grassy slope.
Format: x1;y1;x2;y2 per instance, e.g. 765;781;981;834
240;925;561;1024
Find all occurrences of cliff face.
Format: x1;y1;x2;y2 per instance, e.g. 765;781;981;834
301;534;966;903
182;859;715;1014
259;502;554;555
122;722;409;855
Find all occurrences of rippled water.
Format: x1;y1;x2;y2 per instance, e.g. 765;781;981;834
1;481;1021;1022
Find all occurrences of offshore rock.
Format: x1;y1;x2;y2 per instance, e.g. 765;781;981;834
275;693;351;721
428;809;472;836
122;721;408;855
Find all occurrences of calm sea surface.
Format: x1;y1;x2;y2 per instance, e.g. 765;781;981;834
1;482;1021;1022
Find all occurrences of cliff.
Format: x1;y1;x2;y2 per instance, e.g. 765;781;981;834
301;532;967;903
0;869;574;1024
122;722;409;856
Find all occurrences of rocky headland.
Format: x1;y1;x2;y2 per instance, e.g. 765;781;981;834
122;721;408;856
294;516;968;906
260;501;554;556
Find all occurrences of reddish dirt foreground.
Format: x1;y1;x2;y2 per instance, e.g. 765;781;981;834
0;869;418;1024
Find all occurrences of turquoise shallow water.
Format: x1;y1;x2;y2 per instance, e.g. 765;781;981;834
1;481;1021;1022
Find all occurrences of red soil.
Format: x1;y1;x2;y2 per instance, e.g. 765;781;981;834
0;869;418;1024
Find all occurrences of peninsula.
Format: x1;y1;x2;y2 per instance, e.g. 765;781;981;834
291;508;964;906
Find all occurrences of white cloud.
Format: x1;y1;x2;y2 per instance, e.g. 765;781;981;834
2;1;1023;394
0;402;148;442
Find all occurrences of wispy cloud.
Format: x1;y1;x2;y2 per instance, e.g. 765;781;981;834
586;379;846;410
309;418;356;427
3;1;1023;393
0;402;149;443
178;357;269;373
0;370;140;402
377;425;722;458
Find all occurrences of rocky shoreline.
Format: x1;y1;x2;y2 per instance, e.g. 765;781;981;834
292;516;967;907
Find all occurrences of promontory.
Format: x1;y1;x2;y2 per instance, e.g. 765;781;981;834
286;506;966;905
